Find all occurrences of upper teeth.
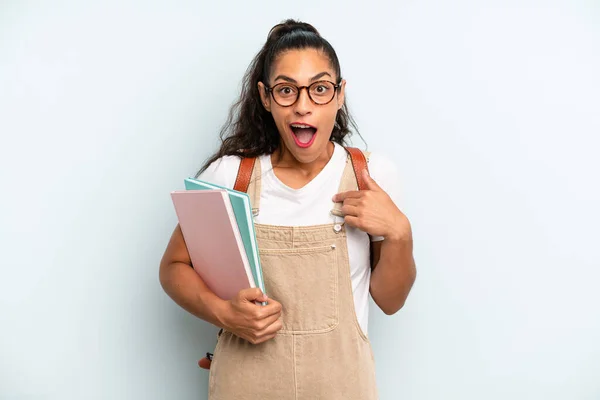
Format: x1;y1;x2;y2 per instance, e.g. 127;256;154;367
291;124;312;129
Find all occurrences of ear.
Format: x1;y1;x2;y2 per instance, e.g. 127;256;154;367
336;79;346;110
257;82;272;112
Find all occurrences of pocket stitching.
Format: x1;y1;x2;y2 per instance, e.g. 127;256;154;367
260;246;339;334
259;245;336;255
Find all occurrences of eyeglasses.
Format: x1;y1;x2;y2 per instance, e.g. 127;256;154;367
265;80;341;107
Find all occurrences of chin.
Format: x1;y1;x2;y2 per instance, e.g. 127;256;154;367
284;136;330;163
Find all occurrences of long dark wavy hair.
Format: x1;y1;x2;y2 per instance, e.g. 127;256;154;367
196;19;362;176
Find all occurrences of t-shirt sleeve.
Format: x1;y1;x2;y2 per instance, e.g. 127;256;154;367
195;155;242;190
367;152;403;242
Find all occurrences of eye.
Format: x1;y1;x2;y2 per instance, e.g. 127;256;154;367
277;85;296;96
311;82;333;96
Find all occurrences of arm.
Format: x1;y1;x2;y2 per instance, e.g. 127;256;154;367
333;169;416;316
159;224;231;327
159;225;283;344
369;234;416;315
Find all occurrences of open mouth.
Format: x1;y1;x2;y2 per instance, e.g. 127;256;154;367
290;123;317;148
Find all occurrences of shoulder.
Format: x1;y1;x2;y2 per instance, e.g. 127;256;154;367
363;149;403;242
364;150;402;205
366;151;399;181
196;155;242;189
341;144;399;184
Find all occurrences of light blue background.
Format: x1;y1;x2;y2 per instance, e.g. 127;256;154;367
1;1;599;399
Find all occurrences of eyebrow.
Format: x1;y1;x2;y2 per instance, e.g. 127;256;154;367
273;71;333;84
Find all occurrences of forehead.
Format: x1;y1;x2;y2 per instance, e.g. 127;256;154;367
270;48;335;82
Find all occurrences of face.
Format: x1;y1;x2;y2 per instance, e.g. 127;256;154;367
258;48;346;164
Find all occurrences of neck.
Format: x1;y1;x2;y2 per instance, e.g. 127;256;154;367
271;141;335;176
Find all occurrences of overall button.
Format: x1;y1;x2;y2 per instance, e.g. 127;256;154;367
333;224;342;233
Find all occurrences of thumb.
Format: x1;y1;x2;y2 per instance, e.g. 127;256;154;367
240;287;267;302
362;169;381;191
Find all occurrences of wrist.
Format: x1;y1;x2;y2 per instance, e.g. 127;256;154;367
383;227;412;245
384;233;411;245
384;215;412;243
212;297;233;330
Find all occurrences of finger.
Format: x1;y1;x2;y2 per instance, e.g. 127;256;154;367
362;169;382;192
249;318;282;345
256;310;282;330
341;197;361;207
254;332;277;345
256;292;268;303
239;287;266;302
259;318;283;337
343;215;361;229
332;190;362;202
341;204;360;217
256;300;282;319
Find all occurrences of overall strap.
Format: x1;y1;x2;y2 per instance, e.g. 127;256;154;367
344;147;370;190
234;147;369;191
233;157;256;193
330;147;371;217
233;155;261;216
233;146;369;217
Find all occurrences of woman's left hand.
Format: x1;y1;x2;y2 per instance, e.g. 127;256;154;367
332;169;412;242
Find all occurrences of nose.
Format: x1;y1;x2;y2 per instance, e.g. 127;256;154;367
293;87;312;116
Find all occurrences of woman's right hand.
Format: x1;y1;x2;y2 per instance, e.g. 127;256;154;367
220;288;283;344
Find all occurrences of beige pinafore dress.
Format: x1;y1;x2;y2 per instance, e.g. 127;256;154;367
208;149;378;400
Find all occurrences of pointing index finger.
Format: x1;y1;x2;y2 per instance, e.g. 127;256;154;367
332;190;362;202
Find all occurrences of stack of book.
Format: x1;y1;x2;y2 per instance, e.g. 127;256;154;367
171;178;266;301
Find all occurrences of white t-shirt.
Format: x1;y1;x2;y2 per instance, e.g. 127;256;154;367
197;142;401;335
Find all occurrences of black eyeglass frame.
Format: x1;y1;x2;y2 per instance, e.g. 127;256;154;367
265;80;342;107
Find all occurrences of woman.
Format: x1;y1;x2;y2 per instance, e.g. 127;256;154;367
159;19;416;399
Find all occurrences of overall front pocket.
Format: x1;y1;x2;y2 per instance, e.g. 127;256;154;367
259;245;338;334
